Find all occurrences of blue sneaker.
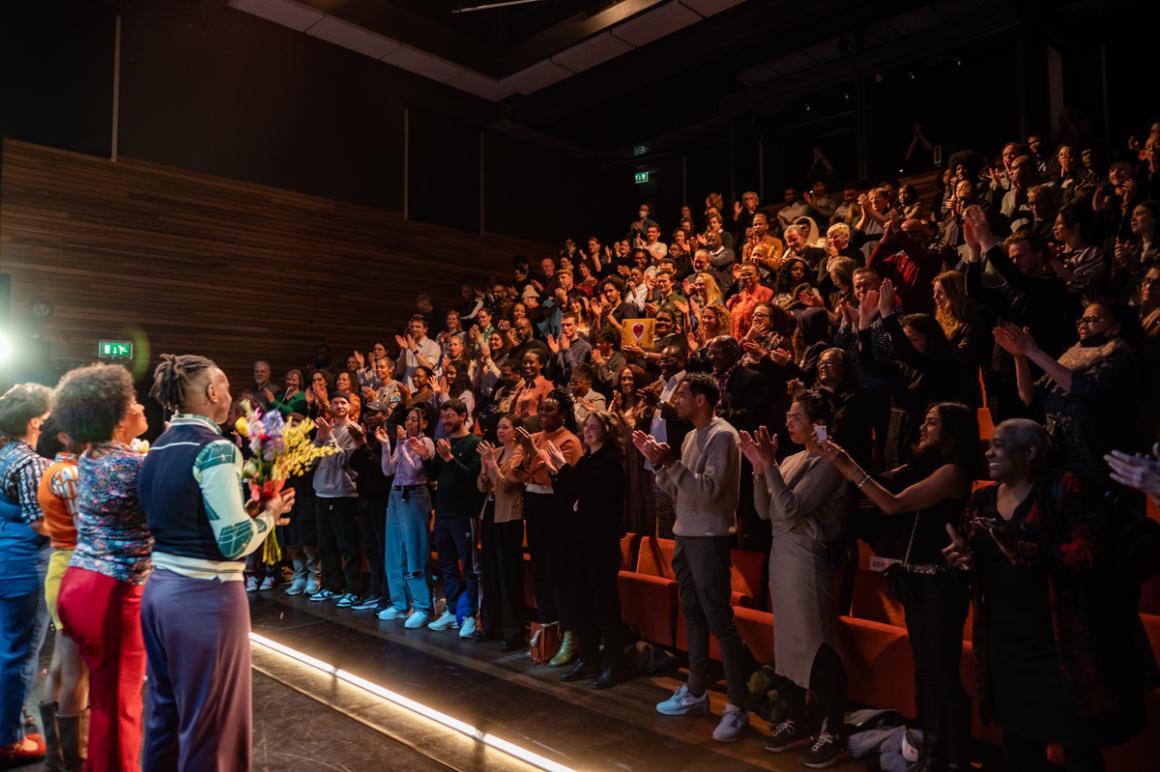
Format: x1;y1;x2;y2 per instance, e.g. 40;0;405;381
655;685;709;716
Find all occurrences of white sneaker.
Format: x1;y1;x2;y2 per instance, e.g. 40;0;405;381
259;576;275;591
378;606;406;621
336;593;358;608
655;685;709;716
284;579;307;596
245;576;258;592
428;610;458;631
309;589;338;602
458;616;477;638
711;703;749;743
404;611;429;629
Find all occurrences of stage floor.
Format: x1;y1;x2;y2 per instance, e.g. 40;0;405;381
246;593;870;771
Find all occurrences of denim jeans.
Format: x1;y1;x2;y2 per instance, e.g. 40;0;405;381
385;487;432;614
434;517;478;623
0;522;49;746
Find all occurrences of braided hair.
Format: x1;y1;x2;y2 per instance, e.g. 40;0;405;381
150;354;216;413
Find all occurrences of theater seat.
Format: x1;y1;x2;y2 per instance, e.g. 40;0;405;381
619;532;640;571
729;549;766;609
836;615;917;718
618;537;678;646
849;568;907;628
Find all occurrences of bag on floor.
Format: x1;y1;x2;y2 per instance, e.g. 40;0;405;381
529;622;561;664
623;640;678;675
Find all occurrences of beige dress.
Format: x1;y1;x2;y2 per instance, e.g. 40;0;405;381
754;449;851;687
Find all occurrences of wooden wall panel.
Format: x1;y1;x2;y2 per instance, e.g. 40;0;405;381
0;140;547;387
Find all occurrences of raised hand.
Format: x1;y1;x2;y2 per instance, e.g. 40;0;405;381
347;422;366;446
542;440;568;472
546;334;560;354
374;426;390;446
353;350;365;368
754;425;779;466
361;386;377;401
858;290;880;330
942;523;973;570
477;440;498;468
515;426;538;452
408;436;434;460
395;334;409;351
315;417;333;442
737;430;766;472
878;279;896;318
435;438;453;462
992;323;1036;357
395;425;407;443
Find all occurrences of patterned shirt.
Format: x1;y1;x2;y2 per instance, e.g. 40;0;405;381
70;444;153;584
0;439;50;524
38;453;80;549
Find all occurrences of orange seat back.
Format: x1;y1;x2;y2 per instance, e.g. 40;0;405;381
636;536;676;580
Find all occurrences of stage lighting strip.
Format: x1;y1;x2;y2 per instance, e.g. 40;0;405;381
249;632;575;772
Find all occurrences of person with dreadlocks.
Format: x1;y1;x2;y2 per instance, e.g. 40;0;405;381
137;354;295;771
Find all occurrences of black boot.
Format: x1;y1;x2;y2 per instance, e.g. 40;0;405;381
560;659;599;682
38;701;62;772
913;729;945;772
590;662;621;690
57;709;88;772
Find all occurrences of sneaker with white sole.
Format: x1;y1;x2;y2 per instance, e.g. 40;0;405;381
309;589;338;602
458;616;477;638
259;576;275;591
655;685;709;716
712;703;749;743
352;594;381;611
284;579;307;596
428;610;458;631
378;606;406;621
764;718;812;752
404;611;429;629
245;576;258;593
336;593;359;608
801;720;848;768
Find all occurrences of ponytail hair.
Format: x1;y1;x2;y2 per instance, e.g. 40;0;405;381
150;354;216;413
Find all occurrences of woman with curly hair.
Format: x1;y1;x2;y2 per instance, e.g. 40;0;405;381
137;354;295;771
51;364;151;771
614;364;657;537
542;410;629;688
0;383;52;766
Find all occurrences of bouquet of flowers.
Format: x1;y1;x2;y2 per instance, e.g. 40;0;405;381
235;401;338;563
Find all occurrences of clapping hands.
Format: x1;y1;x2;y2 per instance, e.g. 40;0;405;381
737;426;778;472
631;430;674;468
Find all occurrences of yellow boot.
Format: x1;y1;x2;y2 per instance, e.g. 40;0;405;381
549;631;577;667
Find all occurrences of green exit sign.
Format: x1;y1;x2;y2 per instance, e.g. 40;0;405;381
634;171;649;184
99;340;134;360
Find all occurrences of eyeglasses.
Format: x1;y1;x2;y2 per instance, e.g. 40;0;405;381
1076;315;1106;327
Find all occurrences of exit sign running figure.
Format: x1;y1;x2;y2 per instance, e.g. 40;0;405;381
634;171;649;184
99;340;134;359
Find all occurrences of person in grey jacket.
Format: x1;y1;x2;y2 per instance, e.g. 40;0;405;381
741;389;853;768
632;373;754;744
310;391;361;606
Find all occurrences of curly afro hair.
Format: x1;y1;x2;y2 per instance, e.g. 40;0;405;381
52;363;136;443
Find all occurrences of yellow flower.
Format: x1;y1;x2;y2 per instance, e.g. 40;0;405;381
235;417;250;438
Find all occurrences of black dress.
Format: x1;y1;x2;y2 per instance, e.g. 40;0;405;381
972;494;1078;742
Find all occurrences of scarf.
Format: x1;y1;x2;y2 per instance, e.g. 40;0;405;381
1056;335;1127;373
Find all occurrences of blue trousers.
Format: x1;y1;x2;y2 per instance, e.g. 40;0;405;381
0;519;49;746
434;517;479;623
384;486;432;614
141;569;252;772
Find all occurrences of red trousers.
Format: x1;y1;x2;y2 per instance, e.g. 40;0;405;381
58;567;145;772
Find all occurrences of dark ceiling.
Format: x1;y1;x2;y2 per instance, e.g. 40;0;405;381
381;0;608;48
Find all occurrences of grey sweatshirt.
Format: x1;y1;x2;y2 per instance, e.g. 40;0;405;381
654;416;740;537
313;423;358;498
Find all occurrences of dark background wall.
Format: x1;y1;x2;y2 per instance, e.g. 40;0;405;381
0;0;593;244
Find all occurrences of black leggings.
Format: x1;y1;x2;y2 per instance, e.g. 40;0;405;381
1002;730;1105;772
782;643;848;731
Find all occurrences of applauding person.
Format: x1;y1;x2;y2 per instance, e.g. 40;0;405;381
741;392;852;767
